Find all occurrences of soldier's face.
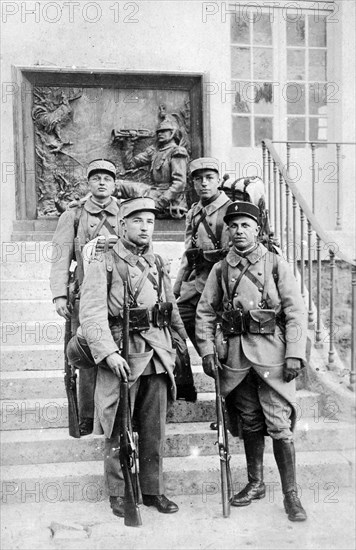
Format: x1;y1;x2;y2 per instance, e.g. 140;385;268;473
157;129;172;144
88;171;115;201
121;211;155;246
228;216;260;250
193;170;220;200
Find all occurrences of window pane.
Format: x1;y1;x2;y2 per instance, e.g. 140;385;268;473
232;116;251;147
286;17;305;46
231;16;250;44
308;15;327;47
286;83;305;114
309;50;327;81
287;118;306;141
231;47;250;79
309;83;327;115
232;81;273;114
253;48;273;79
310;117;327;141
253;14;272;45
255;117;273;145
287;49;305;80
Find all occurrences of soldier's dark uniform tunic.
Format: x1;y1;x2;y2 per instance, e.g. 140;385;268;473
50;196;120;422
78;238;187;497
173;190;231;349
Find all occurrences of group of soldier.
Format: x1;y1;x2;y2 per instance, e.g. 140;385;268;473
50;139;308;522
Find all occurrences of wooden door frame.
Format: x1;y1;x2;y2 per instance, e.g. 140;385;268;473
12;66;211;220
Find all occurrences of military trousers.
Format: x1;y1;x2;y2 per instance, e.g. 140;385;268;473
104;371;168;497
227;369;293;440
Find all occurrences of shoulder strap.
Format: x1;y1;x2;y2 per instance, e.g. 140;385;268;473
191;208;208;244
73;204;85;238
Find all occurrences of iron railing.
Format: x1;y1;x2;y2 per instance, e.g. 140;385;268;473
262;139;355;390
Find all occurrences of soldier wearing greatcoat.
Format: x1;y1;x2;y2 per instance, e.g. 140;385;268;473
196;201;308;522
50;159;121;436
76;197;186;517
173;157;231;351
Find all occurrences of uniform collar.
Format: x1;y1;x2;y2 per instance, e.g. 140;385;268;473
194;191;230;215
226;243;267;266
116;238;156;267
84;196;119;215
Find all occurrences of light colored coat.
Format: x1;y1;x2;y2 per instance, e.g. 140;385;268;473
79;239;187;437
174;191;231;300
50;196;120;300
196;243;308;408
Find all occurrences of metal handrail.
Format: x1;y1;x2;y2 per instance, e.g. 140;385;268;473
262;140;355;266
262;139;355;390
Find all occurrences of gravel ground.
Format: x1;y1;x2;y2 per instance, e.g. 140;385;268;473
1;487;355;550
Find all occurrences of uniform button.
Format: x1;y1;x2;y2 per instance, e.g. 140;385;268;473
258;272;262;276
259;288;263;292
261;328;265;333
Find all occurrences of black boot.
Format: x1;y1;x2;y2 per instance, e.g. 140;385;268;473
273;439;307;522
231;431;266;507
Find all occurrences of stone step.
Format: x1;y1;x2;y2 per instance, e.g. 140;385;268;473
0;365;211;400
1;420;354;467
1;450;353;504
0;391;322;431
0;345;64;371
0;320;65;347
0;300;61;322
1;280;52;300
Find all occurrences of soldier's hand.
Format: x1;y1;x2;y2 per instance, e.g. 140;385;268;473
283;358;302;382
202;354;218;379
54;297;72;320
105;352;131;382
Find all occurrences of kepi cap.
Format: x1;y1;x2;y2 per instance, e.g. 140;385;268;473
120;197;158;219
189;157;220;176
223;201;260;224
87;159;116;180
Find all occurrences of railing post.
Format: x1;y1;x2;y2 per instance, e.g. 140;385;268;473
310;142;316;214
300;208;305;298
273;160;278;242
262;141;266;184
285;184;290;262
307;221;314;327
292;194;297;277
335;143;342;230
267;150;272;230
327;249;336;369
315;236;323;348
350;261;356;390
279;172;284;251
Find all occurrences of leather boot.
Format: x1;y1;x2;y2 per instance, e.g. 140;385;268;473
273;439;307;522
231;431;266;507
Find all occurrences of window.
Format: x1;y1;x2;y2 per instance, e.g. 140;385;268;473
230;7;329;147
231;13;274;146
286;15;327;143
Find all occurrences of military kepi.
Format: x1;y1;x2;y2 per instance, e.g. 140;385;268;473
189;157;220;176
87;159;116;180
223;201;260;224
120;197;158;218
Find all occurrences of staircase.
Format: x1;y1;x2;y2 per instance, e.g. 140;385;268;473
1;242;355;505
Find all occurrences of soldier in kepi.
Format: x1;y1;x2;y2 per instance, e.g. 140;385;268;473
196;201;308;522
71;197;186;517
173;157;231;351
121;117;188;218
50;159;121;436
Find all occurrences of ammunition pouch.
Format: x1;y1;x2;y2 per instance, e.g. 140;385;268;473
129;308;150;332
245;309;276;335
215;323;228;362
221;309;245;337
203;248;228;264
152;301;173;328
186;248;204;270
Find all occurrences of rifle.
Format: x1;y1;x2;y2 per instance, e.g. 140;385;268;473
64;274;80;438
214;349;233;518
118;281;142;527
111;128;154;143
